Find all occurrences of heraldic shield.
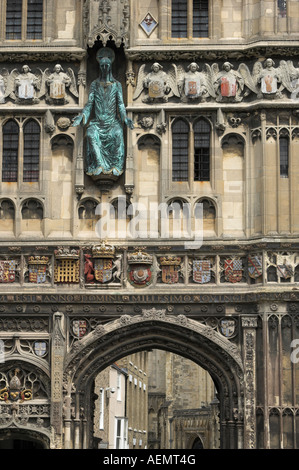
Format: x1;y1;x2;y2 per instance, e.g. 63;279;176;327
94;258;113;283
72;320;87;339
0;260;16;283
248;255;262;279
193;260;211;284
224;258;243;283
160;256;181;284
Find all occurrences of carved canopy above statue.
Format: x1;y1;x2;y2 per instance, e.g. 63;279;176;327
83;0;130;48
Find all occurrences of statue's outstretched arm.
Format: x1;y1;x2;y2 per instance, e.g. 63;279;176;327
72;83;95;127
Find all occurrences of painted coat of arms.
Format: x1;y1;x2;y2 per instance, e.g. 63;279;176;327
221;76;237;97
277;264;293;279
248;255;262;279
128;250;153;287
72;320;87;339
160;256;181;284
94;258;113;283
224;258;243;283
28;256;49;284
219;319;236;338
0;260;16;283
193;260;211;284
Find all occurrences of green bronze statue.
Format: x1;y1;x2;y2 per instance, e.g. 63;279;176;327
72;48;134;177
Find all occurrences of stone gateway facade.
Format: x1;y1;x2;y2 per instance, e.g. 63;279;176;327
0;0;299;449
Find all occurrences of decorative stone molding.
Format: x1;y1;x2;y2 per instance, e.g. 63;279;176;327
241;315;258;449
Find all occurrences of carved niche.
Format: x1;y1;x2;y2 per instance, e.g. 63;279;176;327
83;0;130;48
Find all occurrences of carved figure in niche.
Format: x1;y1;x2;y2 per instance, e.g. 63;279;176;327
133;62;180;103
213;62;246;102
72;48;134;177
178;62;209;102
45;64;78;104
281;60;299;100
0;73;6;104
14;65;40;103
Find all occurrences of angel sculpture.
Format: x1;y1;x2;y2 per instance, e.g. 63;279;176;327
178;62;210;102
13;65;41;103
213;62;248;102
254;58;293;99
287;61;299;100
133;62;180;103
44;64;79;104
0;70;11;104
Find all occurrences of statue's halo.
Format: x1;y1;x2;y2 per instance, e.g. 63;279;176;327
96;47;115;64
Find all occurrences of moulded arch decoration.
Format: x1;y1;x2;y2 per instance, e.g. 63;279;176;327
221;132;246;150
137;133;161;151
64;311;244;396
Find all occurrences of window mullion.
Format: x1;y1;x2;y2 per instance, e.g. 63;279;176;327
189;123;194;190
18;122;24;189
187;0;193;39
22;0;28;40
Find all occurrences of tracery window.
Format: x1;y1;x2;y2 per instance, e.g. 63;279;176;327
2;119;40;183
171;0;209;38
6;0;43;40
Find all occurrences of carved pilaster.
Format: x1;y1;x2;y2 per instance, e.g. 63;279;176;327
50;312;65;446
241;315;258;449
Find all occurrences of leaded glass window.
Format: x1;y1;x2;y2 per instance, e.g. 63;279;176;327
2;120;19;182
194;119;210;181
23;120;40;182
172;119;189;181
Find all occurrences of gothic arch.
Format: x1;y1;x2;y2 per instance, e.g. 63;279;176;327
64;311;244;449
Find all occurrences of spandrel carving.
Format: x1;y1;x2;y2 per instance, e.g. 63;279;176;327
72;48;134;178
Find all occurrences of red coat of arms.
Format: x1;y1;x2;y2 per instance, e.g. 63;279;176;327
221;76;236;97
128;251;153;288
224;259;243;283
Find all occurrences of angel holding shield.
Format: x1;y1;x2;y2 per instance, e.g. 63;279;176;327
72;48;134;178
46;64;72;103
142;62;171;103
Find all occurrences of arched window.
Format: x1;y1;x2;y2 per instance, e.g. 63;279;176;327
23;120;40;182
194;119;210;181
280;136;289;178
6;0;43;40
172;0;209;38
2;120;19;182
172;119;189;181
278;0;287;18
